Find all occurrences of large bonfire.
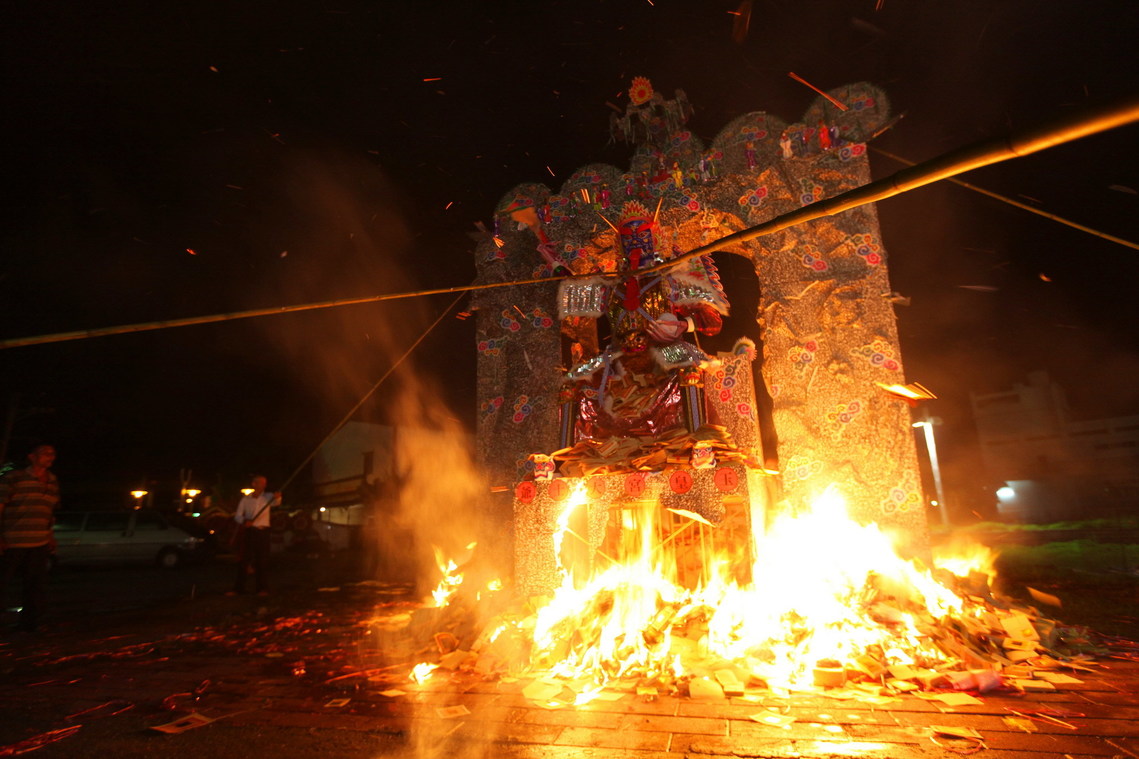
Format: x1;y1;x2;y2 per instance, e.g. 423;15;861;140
407;483;1096;703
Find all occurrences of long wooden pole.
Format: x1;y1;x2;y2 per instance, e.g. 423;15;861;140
871;147;1139;252
640;95;1139;274
274;293;464;496
3;96;1137;351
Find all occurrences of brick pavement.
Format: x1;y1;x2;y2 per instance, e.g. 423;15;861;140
2;583;1138;758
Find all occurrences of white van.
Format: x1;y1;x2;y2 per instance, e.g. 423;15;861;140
52;508;206;568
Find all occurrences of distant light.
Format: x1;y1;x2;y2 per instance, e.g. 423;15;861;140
997;486;1015;500
191;512;202;518
130;490;148;500
319;506;327;513
186;489;201;498
930;500;939;506
241;488;255;496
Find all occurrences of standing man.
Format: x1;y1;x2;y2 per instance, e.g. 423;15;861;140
0;444;60;632
230;475;278;596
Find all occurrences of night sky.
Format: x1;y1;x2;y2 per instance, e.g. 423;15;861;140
3;1;1137;509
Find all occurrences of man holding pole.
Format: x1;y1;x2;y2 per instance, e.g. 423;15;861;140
229;475;278;596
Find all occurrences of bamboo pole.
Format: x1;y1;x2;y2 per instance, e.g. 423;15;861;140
275;293;464;495
871;147;1139;252
639;95;1139;275
3;96;1137;351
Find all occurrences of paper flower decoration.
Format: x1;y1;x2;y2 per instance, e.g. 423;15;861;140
628;76;654;106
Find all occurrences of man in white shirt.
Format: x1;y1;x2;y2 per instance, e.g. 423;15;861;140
230;475;279;595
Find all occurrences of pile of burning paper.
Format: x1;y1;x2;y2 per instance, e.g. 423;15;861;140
402;490;1111;706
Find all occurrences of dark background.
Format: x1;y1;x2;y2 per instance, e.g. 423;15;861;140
2;1;1137;511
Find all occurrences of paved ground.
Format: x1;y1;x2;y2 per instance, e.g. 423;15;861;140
2;554;1138;759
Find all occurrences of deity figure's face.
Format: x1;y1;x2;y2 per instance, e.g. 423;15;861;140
621;331;649;354
619;217;657;270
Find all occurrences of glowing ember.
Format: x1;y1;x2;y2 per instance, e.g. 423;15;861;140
477;578;504;602
410;662;438;684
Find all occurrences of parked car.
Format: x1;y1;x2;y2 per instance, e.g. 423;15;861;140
164;511;222;555
52;508;207;568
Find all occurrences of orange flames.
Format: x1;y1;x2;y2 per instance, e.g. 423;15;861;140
518;485;997;693
416;484;1010;700
428;542;478;608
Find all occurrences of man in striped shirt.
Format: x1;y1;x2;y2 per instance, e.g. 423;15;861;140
0;443;60;632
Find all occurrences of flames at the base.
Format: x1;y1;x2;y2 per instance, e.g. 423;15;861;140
419;484;1073;699
520;486;988;692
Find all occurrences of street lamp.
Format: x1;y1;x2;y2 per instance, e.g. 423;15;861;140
130;489;148;510
912;416;948;526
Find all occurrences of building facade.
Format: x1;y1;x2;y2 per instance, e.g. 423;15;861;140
972;371;1139;521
